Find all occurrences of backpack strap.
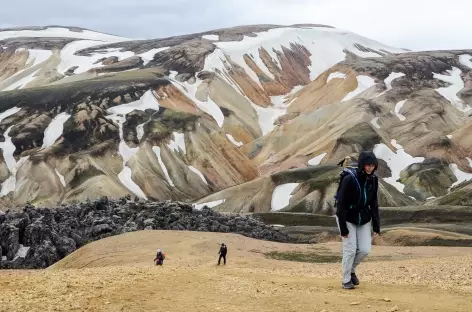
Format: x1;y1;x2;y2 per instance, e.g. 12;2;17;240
345;168;362;206
334;167;362;208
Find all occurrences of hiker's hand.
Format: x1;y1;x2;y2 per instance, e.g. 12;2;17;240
341;234;348;238
373;232;379;236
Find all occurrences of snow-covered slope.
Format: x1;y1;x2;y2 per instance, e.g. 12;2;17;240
0;26;127;42
204;26;404;83
0;23;471;211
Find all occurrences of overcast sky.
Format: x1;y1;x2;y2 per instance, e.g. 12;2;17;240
1;0;471;51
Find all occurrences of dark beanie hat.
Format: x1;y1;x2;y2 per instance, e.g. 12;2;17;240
358;151;378;170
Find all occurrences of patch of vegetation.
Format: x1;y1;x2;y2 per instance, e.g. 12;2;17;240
380;206;472;225
434;189;472;206
68;166;105;189
160;108;199;129
263;251;341;263
253;212;336;227
147;120;172;141
335;122;381;150
271;164;339;185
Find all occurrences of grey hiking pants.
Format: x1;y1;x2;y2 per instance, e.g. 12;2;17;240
336;217;372;284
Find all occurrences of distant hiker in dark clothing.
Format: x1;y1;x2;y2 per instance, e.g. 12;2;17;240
218;243;227;265
334;151;380;289
155;248;165;266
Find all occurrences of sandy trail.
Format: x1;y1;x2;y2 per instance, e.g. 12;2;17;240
1;230;472;312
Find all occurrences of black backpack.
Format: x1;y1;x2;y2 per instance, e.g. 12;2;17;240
333;166;362;209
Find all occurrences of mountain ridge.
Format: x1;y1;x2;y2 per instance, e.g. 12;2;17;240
0;23;470;212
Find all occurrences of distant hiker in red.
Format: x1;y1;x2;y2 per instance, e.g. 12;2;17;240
218;243;227;265
154;248;165;266
334;151;380;289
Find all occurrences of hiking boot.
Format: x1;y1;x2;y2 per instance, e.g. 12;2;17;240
351;273;360;285
342;281;355;289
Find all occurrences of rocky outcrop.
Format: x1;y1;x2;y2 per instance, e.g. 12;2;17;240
0;37;75;51
195;164;416;214
0;196;290;269
400;158;457;200
0;48;29;82
88;56;144;74
145;41;216;75
426;180;472;206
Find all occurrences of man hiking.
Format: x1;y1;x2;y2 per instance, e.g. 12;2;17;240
335;151;380;289
154;248;165;266
218;243;227;265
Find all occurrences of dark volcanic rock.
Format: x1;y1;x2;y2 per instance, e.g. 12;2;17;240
0;37;76;51
145;41;216;74
0;224;19;260
0;197;291;269
65;66;78;76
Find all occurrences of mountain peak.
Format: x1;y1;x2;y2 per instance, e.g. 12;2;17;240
0;23;470;211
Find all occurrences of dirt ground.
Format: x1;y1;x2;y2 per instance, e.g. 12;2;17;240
1;230;472;312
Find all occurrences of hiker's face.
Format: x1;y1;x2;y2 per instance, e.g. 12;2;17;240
364;164;375;174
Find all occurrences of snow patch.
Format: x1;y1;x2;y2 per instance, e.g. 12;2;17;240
136;123;146;141
0;107;26;196
203;27;402;86
104;91;160;199
108;90;160;115
249;92;294;135
193;199;225;210
250;103;286;135
169;71;224;127
459;54;472;69
167;132;186;154
226;134;243;147
138;47;170;66
188;165;208;185
434;67;471;112
271;183;299;211
13;245;30;261
390;139;403;149
106;110;146;199
326;72;346;83
118;166;147;199
57;42;134;75
384;72;405;92
0;27;127;42
2;69;40;91
42;112;71;149
202;34;219;41
0;106;21;123
107;114;139;162
370;117;381;129
447;134;453;139
0;154;29;197
393;100;407;121
152;146;174;187
308;152;327;166
55;168;66;187
341;75;376;102
373;140;425;193
449;164;472;187
26;49;52;67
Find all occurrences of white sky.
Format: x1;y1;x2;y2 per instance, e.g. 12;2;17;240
1;0;471;51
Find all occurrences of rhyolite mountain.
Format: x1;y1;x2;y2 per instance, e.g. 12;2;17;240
0;24;471;214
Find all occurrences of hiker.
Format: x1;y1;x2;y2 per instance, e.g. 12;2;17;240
155;248;165;266
218;243;227;265
334;151;380;289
